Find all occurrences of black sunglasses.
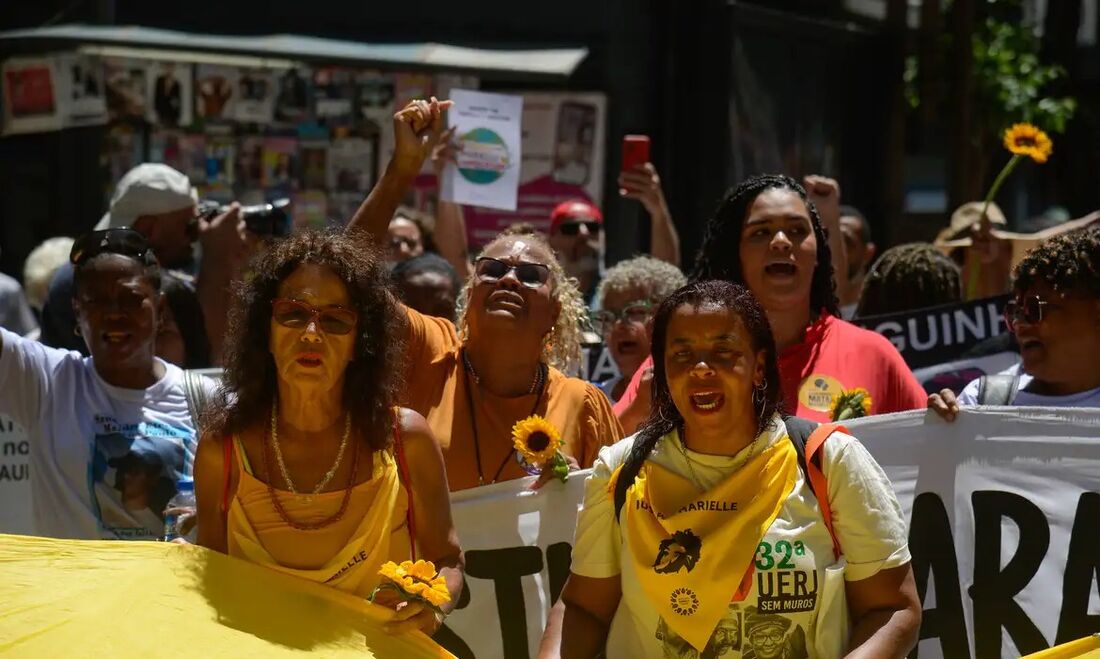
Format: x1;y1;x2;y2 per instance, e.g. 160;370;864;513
474;257;551;289
70;228;150;267
557;221;601;236
1004;295;1050;330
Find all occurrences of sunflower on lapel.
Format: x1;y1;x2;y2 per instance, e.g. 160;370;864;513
512;415;570;483
829;387;873;421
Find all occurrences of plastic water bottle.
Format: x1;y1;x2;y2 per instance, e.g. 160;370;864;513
163;479;196;542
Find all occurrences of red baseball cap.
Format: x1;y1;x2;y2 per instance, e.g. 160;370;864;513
550;200;603;233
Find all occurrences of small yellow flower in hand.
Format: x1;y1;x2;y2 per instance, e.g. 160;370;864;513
370;559;451;612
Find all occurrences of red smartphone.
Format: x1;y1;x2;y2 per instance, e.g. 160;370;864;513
621;135;651;173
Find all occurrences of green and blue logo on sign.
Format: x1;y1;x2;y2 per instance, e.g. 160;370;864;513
457;127;511;184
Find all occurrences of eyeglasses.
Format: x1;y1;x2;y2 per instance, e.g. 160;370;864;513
592;301;653;334
556;220;601;236
272;298;358;335
474;257;551;289
1004;295;1049;330
750;630;785;645
70;228;150;267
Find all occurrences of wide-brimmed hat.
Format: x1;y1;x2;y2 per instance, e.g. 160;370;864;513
934;201;1007;249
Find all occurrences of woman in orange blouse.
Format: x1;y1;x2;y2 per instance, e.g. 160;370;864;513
348;98;624;490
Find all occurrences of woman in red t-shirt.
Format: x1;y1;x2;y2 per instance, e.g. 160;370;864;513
615;174;925;431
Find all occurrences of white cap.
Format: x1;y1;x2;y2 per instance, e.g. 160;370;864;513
94;163;198;230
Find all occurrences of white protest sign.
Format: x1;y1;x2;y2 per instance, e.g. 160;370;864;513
0;414;33;535
441;408;1100;659
441;89;523;211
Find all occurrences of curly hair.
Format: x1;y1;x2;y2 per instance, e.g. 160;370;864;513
205;230;405;450
691;174;839;317
455;232;588;374
612;280;783;513
1013;225;1100;298
854;243;961;318
596;256;687;308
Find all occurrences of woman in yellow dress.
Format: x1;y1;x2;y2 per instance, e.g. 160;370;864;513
194;230;463;636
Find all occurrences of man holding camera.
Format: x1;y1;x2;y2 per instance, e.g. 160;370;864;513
40;163;255;365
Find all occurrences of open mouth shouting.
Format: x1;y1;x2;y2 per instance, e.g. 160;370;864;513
296;352;323;368
763;261;798;278
101;330;132;346
689;390;725;413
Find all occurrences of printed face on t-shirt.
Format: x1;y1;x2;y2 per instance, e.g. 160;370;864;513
664;304;764;440
269;264;358;394
738;188;818;314
73;254;162;370
1013;282;1100;393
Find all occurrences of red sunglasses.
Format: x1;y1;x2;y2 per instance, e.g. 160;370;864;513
272;298;358;335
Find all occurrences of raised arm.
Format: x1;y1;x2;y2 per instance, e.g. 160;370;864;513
619;163;681;267
347;98;452;249
804;175;850;306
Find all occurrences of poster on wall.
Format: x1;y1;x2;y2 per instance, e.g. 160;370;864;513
194;64;238;122
262;137;297;190
440;89;523;212
235;68;276;124
103;58;148;121
456;91;607;247
55;53;107;128
273;66;312;125
145;62;192;128
2;56;62;135
312;67;356;132
327;136;374;193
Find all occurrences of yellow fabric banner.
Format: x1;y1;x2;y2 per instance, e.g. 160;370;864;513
0;534;453;658
622;436;798;652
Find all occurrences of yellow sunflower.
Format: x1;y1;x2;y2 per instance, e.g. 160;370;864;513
1003;123;1053;164
405;560;452;607
377;560;414;591
828;388;873;422
512;415;563;467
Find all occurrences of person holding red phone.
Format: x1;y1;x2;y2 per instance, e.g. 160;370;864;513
547;135;682;308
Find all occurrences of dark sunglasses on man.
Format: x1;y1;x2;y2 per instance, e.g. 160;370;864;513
1004;295;1049;331
556;220;602;237
474;257;551;289
70;228;151;267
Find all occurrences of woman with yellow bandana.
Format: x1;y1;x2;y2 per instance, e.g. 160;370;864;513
539;281;920;659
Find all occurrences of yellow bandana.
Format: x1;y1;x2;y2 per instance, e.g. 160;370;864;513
620;434;798;651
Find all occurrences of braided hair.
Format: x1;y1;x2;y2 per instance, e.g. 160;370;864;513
691;174;839;317
613;281;783;515
1013;225;1100;298
854;243;961;318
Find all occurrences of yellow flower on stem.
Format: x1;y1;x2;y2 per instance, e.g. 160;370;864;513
512;415;563;467
967;122;1053;299
1003;123;1053;164
829;388;873;422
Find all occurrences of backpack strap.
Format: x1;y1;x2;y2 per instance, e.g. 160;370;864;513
392;409;418;561
182;370;209;431
804;422;846;562
977;373;1022;406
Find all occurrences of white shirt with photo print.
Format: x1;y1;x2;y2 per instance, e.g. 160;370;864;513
0;328;216;540
570;417;911;659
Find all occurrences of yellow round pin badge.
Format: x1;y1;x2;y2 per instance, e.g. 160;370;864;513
798;374;844;412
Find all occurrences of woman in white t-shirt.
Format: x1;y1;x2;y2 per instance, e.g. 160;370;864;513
539;281;920;659
929;226;1100;417
0;228;215;540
